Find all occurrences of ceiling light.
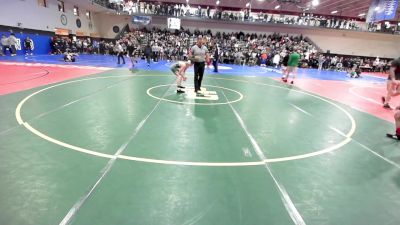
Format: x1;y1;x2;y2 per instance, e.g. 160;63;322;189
246;2;250;7
216;0;220;5
358;13;366;16
311;0;319;7
331;10;338;14
275;5;281;9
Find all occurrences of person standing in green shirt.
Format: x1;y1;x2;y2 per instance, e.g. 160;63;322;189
283;48;300;84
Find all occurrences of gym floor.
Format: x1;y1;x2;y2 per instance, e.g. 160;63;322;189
0;55;399;225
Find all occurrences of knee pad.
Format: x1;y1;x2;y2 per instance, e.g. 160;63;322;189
395;111;400;120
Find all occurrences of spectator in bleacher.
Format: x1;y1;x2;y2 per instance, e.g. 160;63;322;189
152;43;159;62
1;34;10;56
99;40;105;55
82;40;89;53
212;44;219;72
330;55;338;70
76;39;82;53
92;40;99;54
0;35;6;56
8;33;18;56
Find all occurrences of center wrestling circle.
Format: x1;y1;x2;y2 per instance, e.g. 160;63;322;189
15;74;356;167
147;84;244;105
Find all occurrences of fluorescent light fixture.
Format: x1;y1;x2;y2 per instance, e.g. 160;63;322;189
358;13;366;16
216;0;220;5
246;2;250;7
275;5;281;9
331;10;338;14
311;0;319;6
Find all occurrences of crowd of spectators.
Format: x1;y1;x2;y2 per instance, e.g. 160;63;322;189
313;55;391;73
50;27;391;74
91;1;400;34
50;36;122;55
113;28;392;72
120;1;362;31
111;28;318;67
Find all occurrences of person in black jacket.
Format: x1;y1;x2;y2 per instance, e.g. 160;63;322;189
212;44;219;73
127;41;136;70
24;37;34;55
144;43;152;67
99;41;105;55
281;49;290;82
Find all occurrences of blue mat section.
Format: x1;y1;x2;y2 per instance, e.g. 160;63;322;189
0;54;385;84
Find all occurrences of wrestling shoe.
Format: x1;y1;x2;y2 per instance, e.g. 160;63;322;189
381;96;385;104
178;86;185;89
386;133;400;140
383;103;392;109
196;92;204;97
177;89;185;94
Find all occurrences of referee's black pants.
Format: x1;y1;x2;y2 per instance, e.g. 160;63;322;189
194;61;205;92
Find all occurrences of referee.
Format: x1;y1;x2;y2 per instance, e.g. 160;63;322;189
189;37;209;95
